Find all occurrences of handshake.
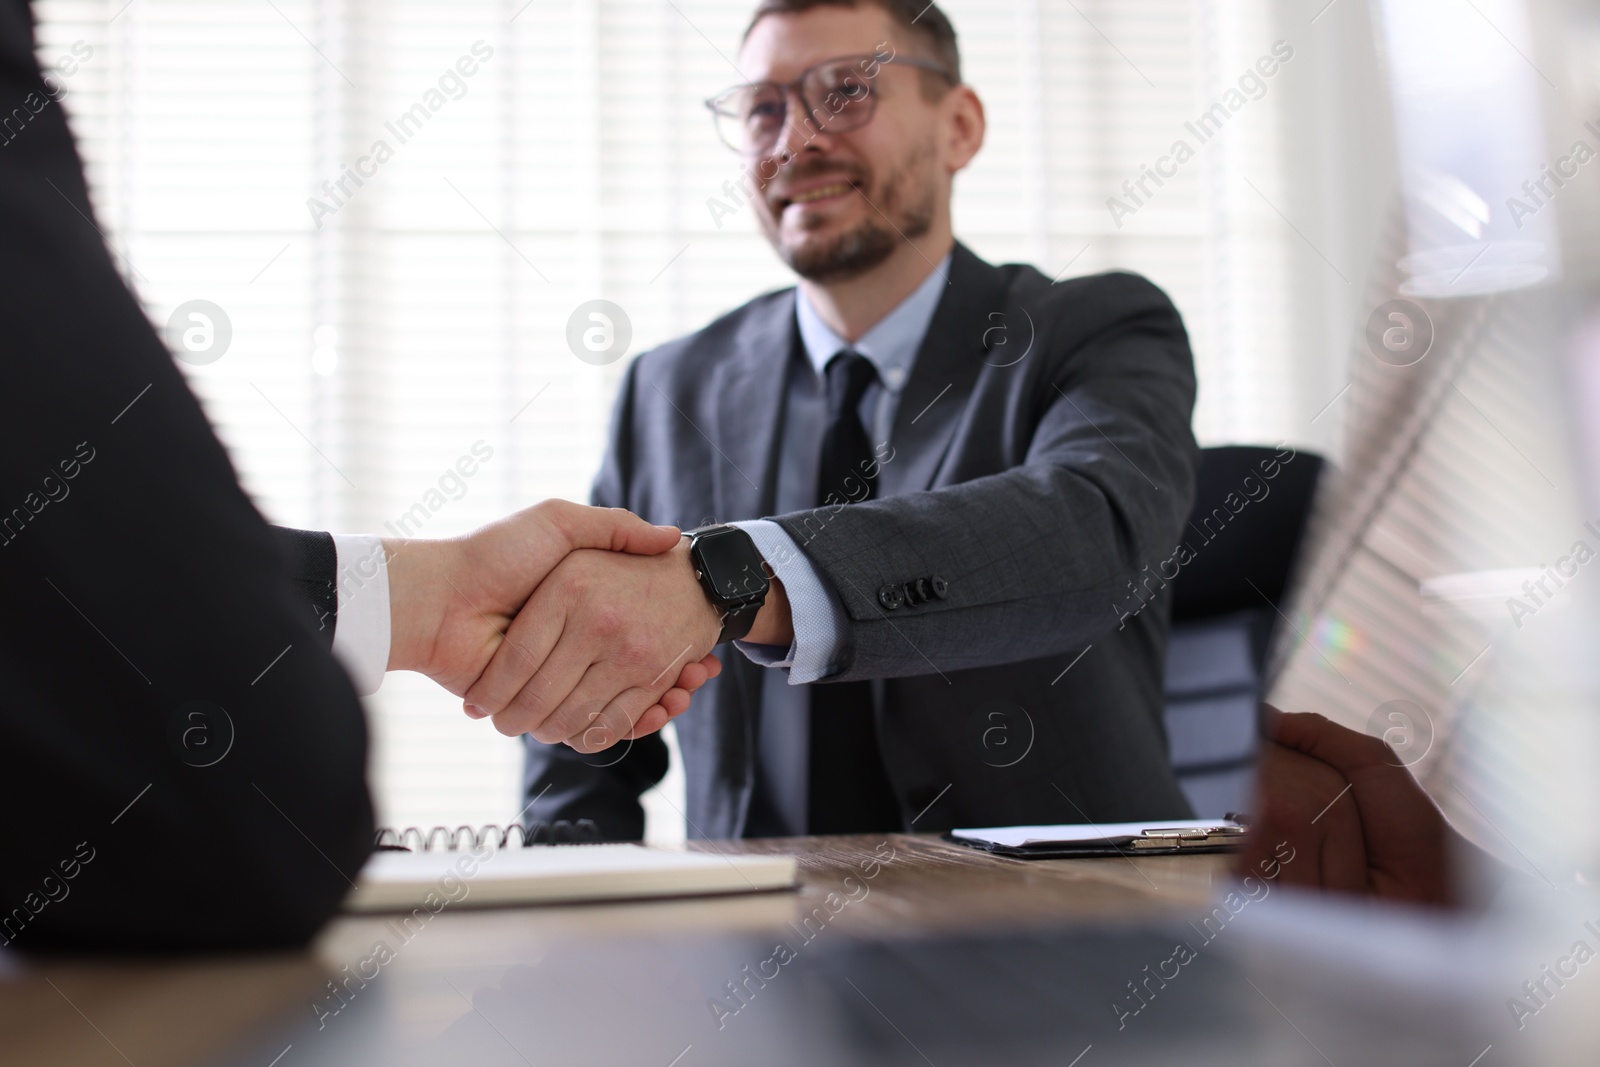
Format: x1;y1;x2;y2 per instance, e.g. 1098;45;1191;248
381;500;789;752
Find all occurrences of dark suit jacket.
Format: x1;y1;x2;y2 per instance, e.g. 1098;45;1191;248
0;0;371;951
523;243;1201;839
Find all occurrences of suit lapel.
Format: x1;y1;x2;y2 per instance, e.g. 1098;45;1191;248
877;243;1012;497
709;292;796;522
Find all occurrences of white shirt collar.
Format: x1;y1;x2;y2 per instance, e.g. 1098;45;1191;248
794;252;953;393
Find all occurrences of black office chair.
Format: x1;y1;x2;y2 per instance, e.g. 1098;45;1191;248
1162;445;1325;817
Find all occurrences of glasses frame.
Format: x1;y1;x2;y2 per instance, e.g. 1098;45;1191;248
705;52;958;156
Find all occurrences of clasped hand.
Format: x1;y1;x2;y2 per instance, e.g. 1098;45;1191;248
385;500;725;751
1233;705;1461;905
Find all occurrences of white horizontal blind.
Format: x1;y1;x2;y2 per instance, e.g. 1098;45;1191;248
34;0;1294;841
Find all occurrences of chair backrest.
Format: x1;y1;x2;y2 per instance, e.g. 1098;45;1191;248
1162;445;1325;816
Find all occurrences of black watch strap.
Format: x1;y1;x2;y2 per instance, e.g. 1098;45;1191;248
717;599;762;645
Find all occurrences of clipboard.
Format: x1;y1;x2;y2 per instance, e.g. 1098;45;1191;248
945;818;1247;859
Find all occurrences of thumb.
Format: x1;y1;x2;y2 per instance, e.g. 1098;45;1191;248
1272;709;1398;775
556;503;680;556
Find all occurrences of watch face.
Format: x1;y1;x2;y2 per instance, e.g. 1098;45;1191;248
698;529;770;602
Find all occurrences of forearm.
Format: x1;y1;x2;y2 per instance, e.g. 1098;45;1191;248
745;574;791;646
381;536;454;673
772;454;1194;680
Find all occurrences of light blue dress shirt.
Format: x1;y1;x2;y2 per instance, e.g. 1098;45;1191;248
730;252;951;834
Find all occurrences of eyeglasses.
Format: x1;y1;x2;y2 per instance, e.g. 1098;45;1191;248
705;53;957;157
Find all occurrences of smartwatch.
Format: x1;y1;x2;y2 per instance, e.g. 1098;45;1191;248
687;525;771;644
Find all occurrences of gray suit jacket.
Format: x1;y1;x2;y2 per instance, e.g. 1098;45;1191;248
522;243;1199;839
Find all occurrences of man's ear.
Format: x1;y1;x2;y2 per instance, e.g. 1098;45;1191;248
942;85;985;174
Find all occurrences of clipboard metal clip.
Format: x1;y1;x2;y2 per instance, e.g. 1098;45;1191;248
1128;825;1247;851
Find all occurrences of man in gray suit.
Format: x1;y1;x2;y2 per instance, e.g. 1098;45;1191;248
463;0;1199;838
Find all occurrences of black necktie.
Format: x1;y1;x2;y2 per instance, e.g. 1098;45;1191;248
807;352;902;834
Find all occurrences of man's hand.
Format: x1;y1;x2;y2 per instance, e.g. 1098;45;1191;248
382;500;719;725
462;538;727;751
1235;705;1459;906
1236;717;1369;896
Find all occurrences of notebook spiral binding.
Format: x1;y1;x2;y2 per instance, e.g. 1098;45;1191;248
373;819;603;852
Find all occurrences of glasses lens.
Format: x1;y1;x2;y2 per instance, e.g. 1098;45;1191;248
709;58;882;155
799;60;876;134
714;83;787;154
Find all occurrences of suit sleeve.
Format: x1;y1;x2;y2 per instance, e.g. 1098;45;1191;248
271;526;339;647
519;359;668;841
0;3;372;952
772;275;1200;681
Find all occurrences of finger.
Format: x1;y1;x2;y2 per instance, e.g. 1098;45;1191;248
659;687;692;719
669;653;722;694
625;684;699;741
488;631;596;740
637;658;720;738
674;662;707;693
566;684;658;753
553;633;702;746
548;500;680;557
1254;761;1365;895
626;705;673;741
1318;799;1371;894
1258;816;1324;891
665;654;720;713
1234;738;1322;887
1272;709;1400;774
464;581;572;719
543;656;643;747
687;652;722;687
1274;709;1443;823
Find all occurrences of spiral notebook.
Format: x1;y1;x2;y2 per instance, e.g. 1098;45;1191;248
347;823;797;912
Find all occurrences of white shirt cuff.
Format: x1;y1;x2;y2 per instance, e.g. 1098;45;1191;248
730;519;849;684
330;534;390;696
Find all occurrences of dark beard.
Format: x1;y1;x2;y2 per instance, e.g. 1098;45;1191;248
782;216;905;282
765;145;937;283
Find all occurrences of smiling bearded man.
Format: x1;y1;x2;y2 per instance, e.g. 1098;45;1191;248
494;0;1203;842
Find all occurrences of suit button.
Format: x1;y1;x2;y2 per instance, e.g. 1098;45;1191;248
902;581;922;606
913;577;934;603
931;576;949;600
878;584;906;610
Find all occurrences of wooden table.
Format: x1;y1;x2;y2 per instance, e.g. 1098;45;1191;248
0;835;1233;1067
